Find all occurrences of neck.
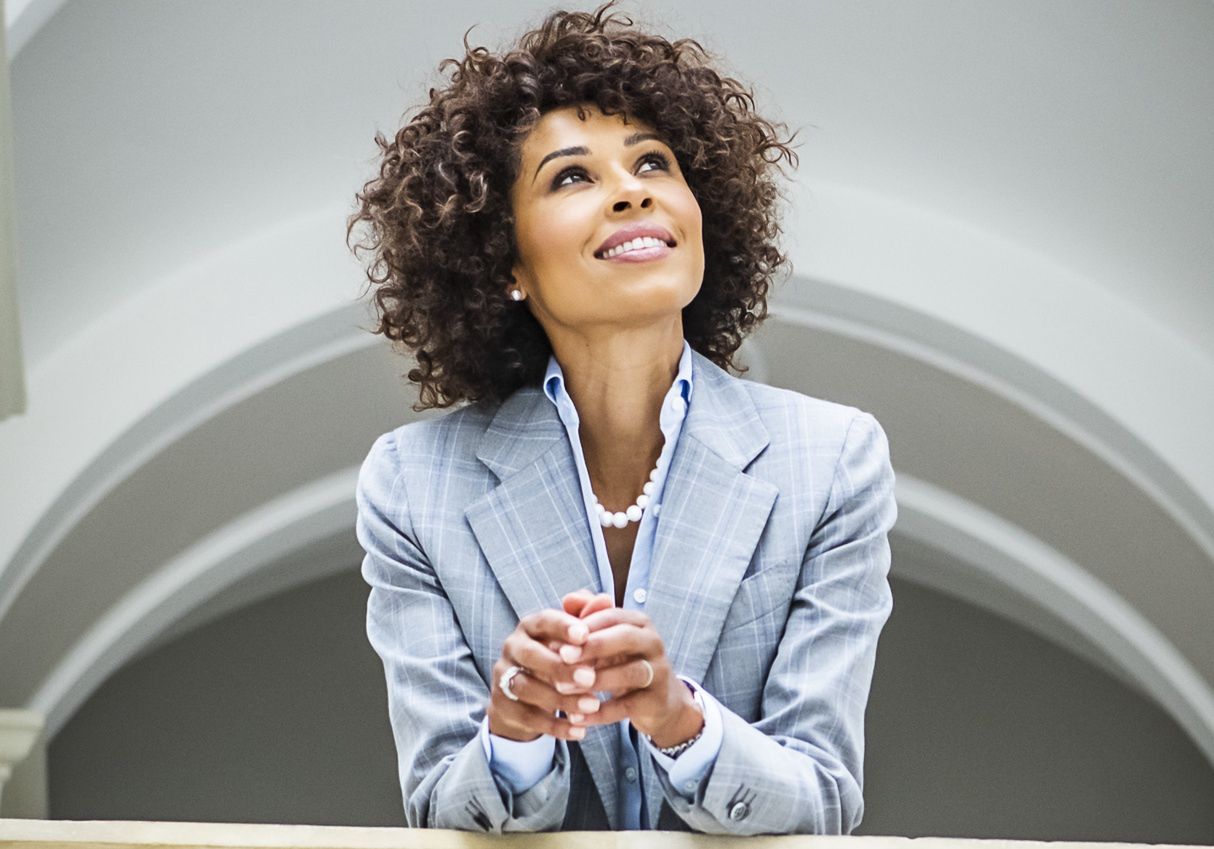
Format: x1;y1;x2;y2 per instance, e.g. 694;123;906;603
549;321;684;508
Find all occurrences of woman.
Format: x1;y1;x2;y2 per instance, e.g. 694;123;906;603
349;5;895;835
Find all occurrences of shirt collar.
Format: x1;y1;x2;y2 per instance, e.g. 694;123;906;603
543;339;694;428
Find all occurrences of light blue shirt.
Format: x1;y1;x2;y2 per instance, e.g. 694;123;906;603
478;339;723;828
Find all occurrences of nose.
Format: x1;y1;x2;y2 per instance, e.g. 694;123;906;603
609;171;653;213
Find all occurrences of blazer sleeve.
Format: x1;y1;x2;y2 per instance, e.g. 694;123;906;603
356;431;571;831
654;411;896;835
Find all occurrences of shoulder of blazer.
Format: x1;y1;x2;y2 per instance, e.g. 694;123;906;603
736;377;867;442
372;350;878;478
687;350;871;465
371;395;511;475
370;385;565;485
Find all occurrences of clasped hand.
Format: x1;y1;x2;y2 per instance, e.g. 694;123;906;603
487;589;702;748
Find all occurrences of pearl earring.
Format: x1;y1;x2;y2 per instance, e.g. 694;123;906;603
509;289;524;302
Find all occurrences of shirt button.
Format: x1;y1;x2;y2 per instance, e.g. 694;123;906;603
729;801;751;821
669;397;687;415
625;767;638;782
633;587;648;604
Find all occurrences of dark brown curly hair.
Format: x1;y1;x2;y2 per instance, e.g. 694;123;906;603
347;4;797;410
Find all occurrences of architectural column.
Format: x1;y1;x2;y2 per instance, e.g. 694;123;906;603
0;709;43;811
1;0;28;421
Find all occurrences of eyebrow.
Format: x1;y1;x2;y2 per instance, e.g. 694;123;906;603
531;132;665;183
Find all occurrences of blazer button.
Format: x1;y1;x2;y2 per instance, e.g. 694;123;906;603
728;801;750;821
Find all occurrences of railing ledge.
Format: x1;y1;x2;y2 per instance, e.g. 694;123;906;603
0;820;1205;849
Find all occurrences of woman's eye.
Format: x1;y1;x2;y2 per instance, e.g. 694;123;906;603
638;152;671;173
549;152;670;190
552;167;588;189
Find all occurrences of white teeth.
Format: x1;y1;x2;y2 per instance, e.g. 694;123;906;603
601;236;668;258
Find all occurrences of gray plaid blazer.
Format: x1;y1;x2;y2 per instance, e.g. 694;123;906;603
357;349;895;834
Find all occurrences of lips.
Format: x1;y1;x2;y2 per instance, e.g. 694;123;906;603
594;224;676;259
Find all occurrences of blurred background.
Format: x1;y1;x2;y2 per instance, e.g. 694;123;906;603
1;0;1212;842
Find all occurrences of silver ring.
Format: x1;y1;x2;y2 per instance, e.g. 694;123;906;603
639;659;654;689
499;665;525;701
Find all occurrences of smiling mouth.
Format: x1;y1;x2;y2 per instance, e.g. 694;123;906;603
595;236;677;260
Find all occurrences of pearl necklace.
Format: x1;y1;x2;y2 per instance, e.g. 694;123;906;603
593;465;660;528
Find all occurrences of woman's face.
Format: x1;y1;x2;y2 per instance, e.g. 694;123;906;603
509;104;704;337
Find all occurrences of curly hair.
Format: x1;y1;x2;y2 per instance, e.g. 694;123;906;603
347;4;797;410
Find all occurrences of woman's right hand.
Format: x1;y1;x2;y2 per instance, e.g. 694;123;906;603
486;607;604;743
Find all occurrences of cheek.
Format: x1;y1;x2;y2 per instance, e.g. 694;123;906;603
678;191;705;259
518;206;588;275
677;187;704;238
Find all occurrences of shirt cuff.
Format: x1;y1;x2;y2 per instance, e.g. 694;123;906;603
479;716;557;794
643;677;723;798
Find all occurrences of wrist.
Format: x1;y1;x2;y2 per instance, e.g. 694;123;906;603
648;688;704;749
488;716;542;743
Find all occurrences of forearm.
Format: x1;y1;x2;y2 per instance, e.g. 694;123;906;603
404;727;571;831
652;694;863;835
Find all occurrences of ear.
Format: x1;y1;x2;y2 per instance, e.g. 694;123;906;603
508;266;533;300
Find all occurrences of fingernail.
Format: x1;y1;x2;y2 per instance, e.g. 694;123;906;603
573;667;595;687
577;696;600;713
569;712;585;723
560;644;583;663
570;727;586;740
555;681;575;694
568;623;588;642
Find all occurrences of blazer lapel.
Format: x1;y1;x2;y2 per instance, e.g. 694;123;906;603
464;392;600;621
642;353;778;829
463;386;622;827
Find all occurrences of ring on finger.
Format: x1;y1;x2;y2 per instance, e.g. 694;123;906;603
499;665;526;701
639;658;654;689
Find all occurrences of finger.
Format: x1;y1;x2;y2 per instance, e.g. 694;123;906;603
503;633;567;686
546;643;601;680
587;657;661;697
574;690;642;727
578;623;662;664
520;608;590;645
493;663;603;716
576;593;614;619
497;699;590;742
550;596;615;666
502;637;596;692
579;607;651;632
586;652;630;671
561;589;597;617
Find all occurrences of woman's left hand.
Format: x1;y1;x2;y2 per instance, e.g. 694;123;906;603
556;591;704;748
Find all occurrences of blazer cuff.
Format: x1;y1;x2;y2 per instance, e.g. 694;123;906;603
644;676;723;798
479;716;558;794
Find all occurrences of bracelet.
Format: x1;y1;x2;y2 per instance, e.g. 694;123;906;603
648;684;706;759
650;727;703;759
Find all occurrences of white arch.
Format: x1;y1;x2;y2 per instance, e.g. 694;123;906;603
30;467;360;735
0;206;369;623
784;180;1214;508
769;292;1214;567
5;188;1213;627
29;462;1214;773
895;475;1214;767
2;188;1211;746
